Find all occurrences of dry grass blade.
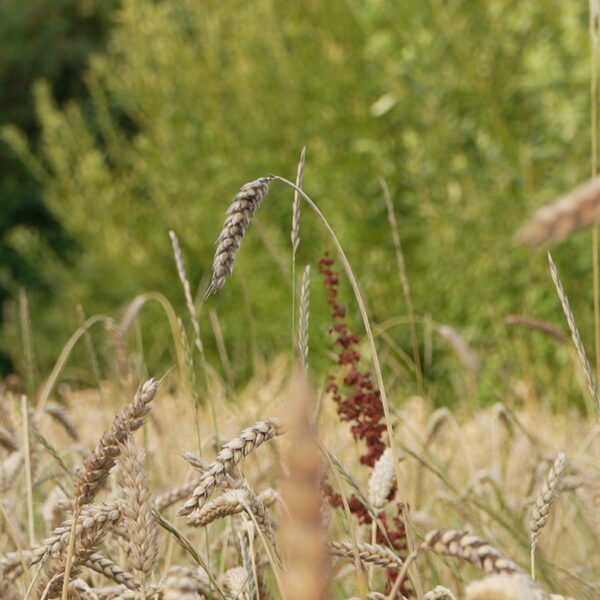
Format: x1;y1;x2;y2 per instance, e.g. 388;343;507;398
206;177;272;297
328;541;403;569
280;373;328;600
518;176;600;245
179;418;284;516
547;253;599;408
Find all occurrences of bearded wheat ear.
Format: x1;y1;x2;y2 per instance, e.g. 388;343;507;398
423;586;457;600
530;452;566;580
206;177;272;297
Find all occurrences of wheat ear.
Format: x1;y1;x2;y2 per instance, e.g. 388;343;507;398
120;437;159;582
179;418;284;516
73;378;159;508
464;574;542;600
164;566;203;600
518;176;600;245
329;541;403;570
298;265;311;373
206;177;272;297
530;452;566;580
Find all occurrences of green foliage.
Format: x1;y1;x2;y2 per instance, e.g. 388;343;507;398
5;0;598;405
0;0;117;372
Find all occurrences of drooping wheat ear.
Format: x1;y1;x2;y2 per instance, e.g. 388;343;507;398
367;447;396;511
421;529;523;574
392;528;523;595
423;585;457;600
206;177;272;297
73;378;159;509
44;403;79;441
291;147;306;256
328;541;403;570
31;499;125;566
548;253;599;408
518;176;600;246
82;552;140;590
170;231;203;354
425;407;451;446
164;566;203;600
298;265;311;372
530;452;566;579
280;374;328;600
119;437;159;579
437;324;480;372
179;418;284;516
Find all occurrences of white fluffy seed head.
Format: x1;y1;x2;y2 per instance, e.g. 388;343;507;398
368;447;397;510
465;575;540;600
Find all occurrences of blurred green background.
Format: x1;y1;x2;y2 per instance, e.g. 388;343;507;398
1;0;597;408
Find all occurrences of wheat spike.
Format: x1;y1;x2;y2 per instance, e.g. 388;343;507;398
73;378;159;509
206;177;272;297
291;147;306;256
328;541;403;569
223;566;250;600
119;437;159;578
298;265;311;373
164;567;202;600
44;403;79;441
82;552;140;590
518;176;600;245
548;253;598;408
179;418;284;516
169;230;203;354
0;451;24;492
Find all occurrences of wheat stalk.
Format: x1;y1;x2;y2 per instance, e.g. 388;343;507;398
206;177;272;297
179;418;284;516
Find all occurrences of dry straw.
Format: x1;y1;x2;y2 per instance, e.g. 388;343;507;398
518;176;600;245
530;452;566;579
206;177;272;297
548;253;599;408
